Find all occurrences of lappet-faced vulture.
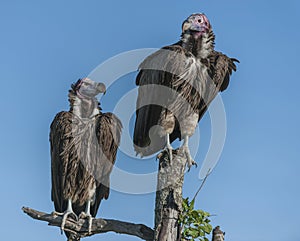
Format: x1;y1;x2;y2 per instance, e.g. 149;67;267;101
50;78;122;237
134;13;238;168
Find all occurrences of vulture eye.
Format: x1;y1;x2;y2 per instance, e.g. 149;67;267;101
198;19;202;23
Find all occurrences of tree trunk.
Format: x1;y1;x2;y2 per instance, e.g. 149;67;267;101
154;149;187;241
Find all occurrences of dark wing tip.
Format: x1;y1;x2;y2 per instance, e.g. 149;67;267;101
230;58;239;72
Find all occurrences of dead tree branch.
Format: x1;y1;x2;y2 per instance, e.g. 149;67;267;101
22;207;154;241
154;149;187;241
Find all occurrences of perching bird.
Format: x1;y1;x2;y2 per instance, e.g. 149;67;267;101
212;226;225;241
133;13;238;168
50;78;122;238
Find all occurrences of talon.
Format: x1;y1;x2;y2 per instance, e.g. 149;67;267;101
182;135;197;171
187;159;197;171
61;211;78;231
186;152;197;171
88;215;93;234
79;212;93;234
60;199;78;231
157;144;173;161
78;200;94;234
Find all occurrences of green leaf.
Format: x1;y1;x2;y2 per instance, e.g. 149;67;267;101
190;199;195;209
199;229;205;236
180;196;212;240
186;228;199;238
183;228;189;237
190;210;199;219
182;199;189;210
203;224;212;234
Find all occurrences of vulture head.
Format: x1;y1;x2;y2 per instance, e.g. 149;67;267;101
182;13;211;38
69;78;106;117
72;78;106;99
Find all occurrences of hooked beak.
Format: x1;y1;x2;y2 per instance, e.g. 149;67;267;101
96;82;106;95
189;24;204;32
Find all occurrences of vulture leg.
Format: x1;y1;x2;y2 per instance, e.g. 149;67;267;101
182;135;197;170
61;199;78;231
79;200;93;234
165;133;173;161
158;133;173;161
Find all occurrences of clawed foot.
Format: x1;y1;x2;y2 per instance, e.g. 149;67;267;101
79;212;93;234
61;210;78;232
157;144;173;161
182;145;197;171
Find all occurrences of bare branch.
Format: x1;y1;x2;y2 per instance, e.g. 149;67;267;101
22;207;154;241
192;168;211;201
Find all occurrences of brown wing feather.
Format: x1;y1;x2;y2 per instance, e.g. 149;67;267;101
197;51;239;120
134;45;238;156
50;111;74;213
134;44;191;155
210;51;239;92
90;112;122;217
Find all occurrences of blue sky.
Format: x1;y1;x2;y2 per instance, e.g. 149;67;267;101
1;0;299;241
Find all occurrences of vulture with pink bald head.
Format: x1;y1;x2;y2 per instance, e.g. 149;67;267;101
50;78;122;239
134;13;239;168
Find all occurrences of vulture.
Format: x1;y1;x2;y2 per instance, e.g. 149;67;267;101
134;13;238;168
50;78;122;237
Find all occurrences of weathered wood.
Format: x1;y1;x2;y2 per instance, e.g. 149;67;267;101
154;149;187;241
22;207;154;241
212;226;225;241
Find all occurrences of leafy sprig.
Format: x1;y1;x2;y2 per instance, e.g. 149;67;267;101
179;198;212;241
